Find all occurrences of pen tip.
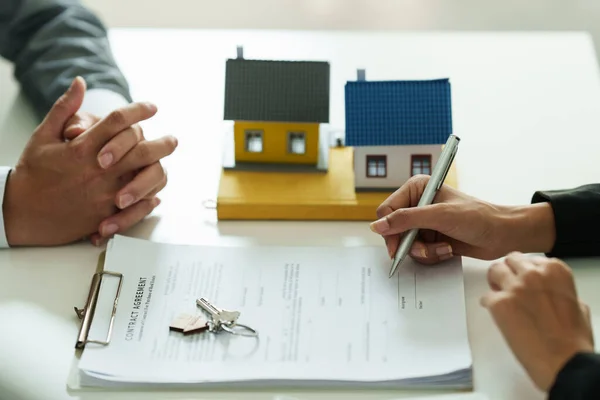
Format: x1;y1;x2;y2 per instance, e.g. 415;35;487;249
389;262;396;278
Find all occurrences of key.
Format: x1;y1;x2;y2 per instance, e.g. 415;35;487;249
196;298;240;326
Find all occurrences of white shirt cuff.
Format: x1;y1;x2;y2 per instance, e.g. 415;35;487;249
80;89;130;117
0;167;12;248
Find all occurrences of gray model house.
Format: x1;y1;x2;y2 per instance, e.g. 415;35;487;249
222;47;331;172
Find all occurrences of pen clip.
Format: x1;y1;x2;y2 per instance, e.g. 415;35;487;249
436;147;458;190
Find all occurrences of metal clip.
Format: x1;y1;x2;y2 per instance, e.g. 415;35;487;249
74;271;123;349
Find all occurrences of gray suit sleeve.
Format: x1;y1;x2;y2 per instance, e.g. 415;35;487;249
0;0;132;119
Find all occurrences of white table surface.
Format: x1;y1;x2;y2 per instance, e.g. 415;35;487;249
1;28;600;400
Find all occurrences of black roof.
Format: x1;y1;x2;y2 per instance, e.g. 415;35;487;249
224;59;330;123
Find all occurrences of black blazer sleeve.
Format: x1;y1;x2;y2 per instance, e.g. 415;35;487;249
531;184;600;258
549;352;600;399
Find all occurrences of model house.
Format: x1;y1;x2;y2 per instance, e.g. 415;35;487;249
344;71;453;191
222;47;331;172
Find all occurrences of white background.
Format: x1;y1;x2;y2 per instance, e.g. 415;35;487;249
80;0;600;57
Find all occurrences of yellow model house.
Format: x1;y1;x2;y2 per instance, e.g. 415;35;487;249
222;47;331;173
233;121;320;165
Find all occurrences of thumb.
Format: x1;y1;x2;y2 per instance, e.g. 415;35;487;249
37;77;86;140
370;203;454;236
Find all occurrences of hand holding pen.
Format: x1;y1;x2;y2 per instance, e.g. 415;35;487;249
370;134;556;271
369;134;461;275
382;135;460;276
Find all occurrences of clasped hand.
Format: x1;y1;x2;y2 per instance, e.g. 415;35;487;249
2;77;177;246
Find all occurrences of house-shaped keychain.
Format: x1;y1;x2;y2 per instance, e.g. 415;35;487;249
345;70;453;192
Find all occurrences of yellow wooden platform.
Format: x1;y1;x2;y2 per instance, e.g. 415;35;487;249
216;147;457;221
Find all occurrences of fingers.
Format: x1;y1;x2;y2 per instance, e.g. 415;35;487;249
487;260;518;291
97;197;161;239
480;290;509;309
505;252;538;275
112;136;178;176
90;232;106;247
76;102;157;152
579;301;594;346
580;301;591;324
374;176;451;260
384;234;400;259
408;240;454;264
376;175;430;217
115;162;167;209
486;252;548;293
376;205;399;258
63;112;100;140
97;124;144;169
370;203;454;236
38;77;86;140
384;235;454;265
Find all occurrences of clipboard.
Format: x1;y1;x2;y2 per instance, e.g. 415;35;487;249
73;251;123;349
66;249;212;396
67;250;136;394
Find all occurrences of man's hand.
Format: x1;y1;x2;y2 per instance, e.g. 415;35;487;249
481;252;594;391
64;110;170;246
370;175;557;263
2;77;176;246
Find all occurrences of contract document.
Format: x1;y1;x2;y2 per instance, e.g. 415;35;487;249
77;235;472;389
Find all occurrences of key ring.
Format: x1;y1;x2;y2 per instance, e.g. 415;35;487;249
221;322;258;337
196;297;259;338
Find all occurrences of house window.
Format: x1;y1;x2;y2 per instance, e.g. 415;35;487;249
288;131;306;154
366;155;387;177
411;155;432;176
245;130;263;153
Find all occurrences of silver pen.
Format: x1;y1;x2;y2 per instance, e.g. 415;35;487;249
388;134;461;278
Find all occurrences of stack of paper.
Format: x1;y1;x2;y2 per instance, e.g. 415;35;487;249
76;235;472;389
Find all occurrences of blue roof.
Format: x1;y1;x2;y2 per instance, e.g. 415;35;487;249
344;79;452;146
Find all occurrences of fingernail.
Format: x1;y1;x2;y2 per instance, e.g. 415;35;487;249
102;224;118;236
145;102;157;112
153;197;161;207
435;245;453;256
410;247;427;258
68;78;77;91
92;237;106;247
370;218;389;234
388;246;396;259
70;76;84;91
98;152;114;168
440;253;453;261
119;194;134;208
